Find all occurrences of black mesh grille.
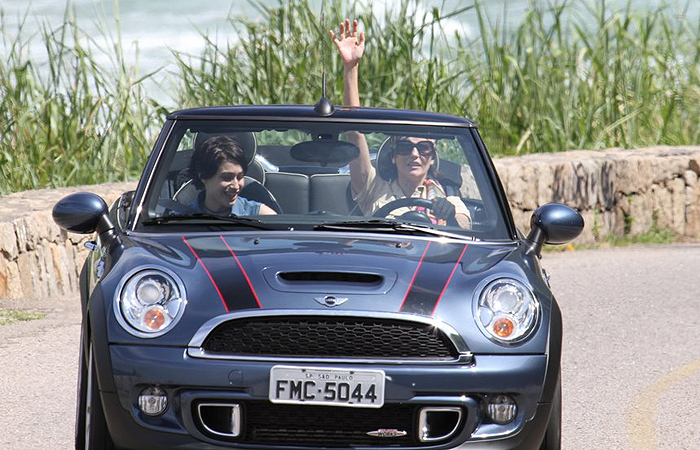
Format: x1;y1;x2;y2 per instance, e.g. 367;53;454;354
201;316;458;359
243;402;417;446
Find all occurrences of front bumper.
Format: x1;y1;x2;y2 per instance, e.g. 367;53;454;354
102;345;553;449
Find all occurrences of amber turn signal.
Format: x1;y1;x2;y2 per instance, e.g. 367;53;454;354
143;307;166;330
492;317;514;338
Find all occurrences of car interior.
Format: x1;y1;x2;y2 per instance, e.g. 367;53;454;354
150;124;491;231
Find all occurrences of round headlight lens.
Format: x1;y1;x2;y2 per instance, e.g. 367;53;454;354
477;278;539;343
118;269;186;337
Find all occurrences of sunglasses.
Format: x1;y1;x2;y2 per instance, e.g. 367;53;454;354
394;139;435;157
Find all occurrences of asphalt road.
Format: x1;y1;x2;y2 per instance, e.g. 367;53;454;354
545;243;700;450
0;243;698;449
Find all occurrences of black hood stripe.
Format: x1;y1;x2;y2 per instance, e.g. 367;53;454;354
431;244;468;316
182;236;229;312
399;243;468;316
398;241;431;312
219;235;263;308
182;235;261;311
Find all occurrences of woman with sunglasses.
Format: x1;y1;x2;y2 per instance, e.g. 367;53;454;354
330;19;471;228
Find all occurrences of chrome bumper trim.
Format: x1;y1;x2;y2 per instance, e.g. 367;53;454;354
187;309;473;365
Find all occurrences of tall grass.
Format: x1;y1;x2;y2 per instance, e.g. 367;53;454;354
172;0;473;111
1;0;700;194
457;0;700;154
174;0;700;155
0;6;161;194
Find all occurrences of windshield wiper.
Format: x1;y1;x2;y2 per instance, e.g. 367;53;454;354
143;214;276;230
314;219;474;240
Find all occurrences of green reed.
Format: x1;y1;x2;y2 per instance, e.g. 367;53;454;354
0;6;161;194
455;0;700;154
172;0;472;111
1;0;700;194
173;0;700;155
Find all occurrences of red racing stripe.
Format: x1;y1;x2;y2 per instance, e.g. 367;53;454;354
182;236;229;312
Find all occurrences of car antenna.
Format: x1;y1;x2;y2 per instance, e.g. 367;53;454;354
314;3;335;116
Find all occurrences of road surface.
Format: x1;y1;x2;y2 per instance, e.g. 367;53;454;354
0;244;698;449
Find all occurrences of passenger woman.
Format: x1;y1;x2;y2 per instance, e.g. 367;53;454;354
329;19;471;228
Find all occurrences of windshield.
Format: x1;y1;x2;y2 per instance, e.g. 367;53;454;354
137;119;510;239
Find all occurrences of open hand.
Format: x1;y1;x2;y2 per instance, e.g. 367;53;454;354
329;18;365;68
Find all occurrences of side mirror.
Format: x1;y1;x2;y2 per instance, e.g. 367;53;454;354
52;192;114;235
524;203;584;256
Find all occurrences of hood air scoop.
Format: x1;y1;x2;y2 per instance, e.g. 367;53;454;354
279;271;382;285
263;267;396;294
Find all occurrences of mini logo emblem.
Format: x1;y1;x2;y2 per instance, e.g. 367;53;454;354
367;429;408;438
314;295;349;307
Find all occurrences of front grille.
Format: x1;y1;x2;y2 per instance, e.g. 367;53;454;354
243;402;416;446
201;316;458;359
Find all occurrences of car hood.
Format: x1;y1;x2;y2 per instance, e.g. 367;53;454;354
126;232;515;317
108;231;549;353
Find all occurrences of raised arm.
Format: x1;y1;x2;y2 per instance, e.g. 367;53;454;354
330;19;371;196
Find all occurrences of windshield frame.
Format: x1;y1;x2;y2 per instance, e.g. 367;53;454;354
130;116;516;240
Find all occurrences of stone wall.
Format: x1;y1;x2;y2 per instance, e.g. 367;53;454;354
0;146;698;301
496;146;700;243
0;182;135;300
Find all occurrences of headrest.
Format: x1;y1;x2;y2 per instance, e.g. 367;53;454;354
246;158;265;184
194;131;257;166
376;137;440;181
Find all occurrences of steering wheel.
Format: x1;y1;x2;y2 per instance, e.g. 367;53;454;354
372;198;434;219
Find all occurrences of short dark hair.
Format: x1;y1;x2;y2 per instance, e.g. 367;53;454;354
189;136;248;189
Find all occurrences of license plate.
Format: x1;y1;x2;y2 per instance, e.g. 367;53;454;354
269;366;385;408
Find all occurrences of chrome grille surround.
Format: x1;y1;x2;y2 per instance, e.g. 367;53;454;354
187;310;472;364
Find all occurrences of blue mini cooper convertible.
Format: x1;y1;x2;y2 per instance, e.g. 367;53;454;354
54;103;583;450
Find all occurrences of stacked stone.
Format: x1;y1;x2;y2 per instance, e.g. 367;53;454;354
0;146;699;301
494;146;700;244
0;182;135;300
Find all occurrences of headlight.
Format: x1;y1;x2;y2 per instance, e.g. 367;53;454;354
115;268;186;337
476;278;539;344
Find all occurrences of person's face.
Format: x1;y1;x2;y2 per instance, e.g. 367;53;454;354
391;137;435;182
202;160;245;213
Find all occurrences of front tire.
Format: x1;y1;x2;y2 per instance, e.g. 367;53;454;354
75;341;114;450
539;375;561;450
74;328;87;449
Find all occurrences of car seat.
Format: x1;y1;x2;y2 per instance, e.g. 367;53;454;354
309;173;357;215
264;172;310;214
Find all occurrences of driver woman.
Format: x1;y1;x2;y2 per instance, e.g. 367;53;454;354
330;19;471;228
188;135;277;216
